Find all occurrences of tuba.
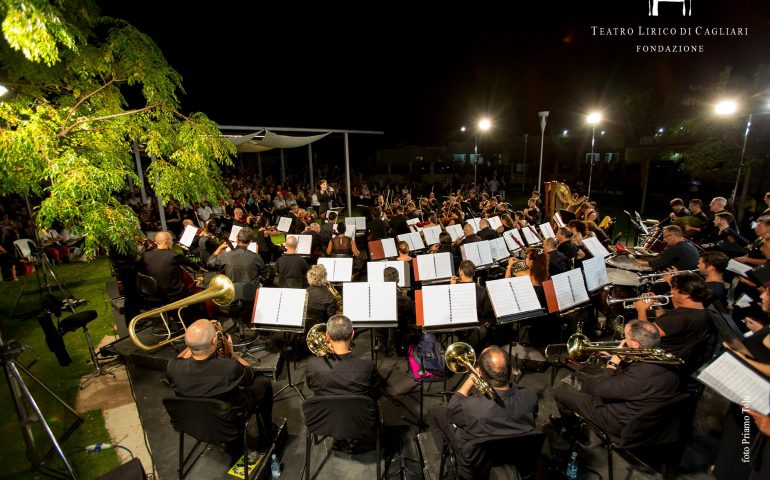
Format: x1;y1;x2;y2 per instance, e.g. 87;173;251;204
545;333;683;365
445;342;497;401
128;274;235;351
307;323;333;357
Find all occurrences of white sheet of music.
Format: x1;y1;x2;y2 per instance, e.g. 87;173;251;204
345;217;366;230
488;216;503;230
398;232;425;251
406;217;420;226
434;252;454;279
229;225;243;243
697;351;770;415
247;242;257;253
332;223;355;238
461;243;482;266
489;237;510;262
421;283;478;327
343;282;398;322
478;241;493;265
504;229;524;252
381;237;398;258
179;225;198;247
551;269;590;311
286;234;312;255
367;261;407;287
486;276;542;318
582;255;609;292
317;257;354;282
539;222;556;238
446;224;464;242
252;288;306;327
423;226;442;246
554;212;565;228
467;218;482;233
277;217;293;233
583;236;610;259
416;254;437;280
727;259;753;277
522;226;541;245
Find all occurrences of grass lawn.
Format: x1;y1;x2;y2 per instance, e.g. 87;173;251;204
0;257;121;479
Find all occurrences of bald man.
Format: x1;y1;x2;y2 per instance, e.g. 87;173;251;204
274;235;309;288
166;319;273;450
140;230;197;300
427;346;538;479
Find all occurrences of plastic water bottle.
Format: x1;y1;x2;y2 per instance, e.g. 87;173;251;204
566;451;578;480
270;453;282;478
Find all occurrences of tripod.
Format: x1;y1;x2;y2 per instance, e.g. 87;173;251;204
0;330;83;479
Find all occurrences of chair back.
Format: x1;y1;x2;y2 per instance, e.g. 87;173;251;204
461;430;545;480
163;396;242;444
303;394;377;442
619;392;692;449
14;239;36;260
136;273;159;297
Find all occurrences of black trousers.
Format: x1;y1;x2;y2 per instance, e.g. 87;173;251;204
554;385;621;438
244;376;273;435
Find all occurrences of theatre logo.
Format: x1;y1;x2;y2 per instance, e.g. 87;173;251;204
649;0;692;17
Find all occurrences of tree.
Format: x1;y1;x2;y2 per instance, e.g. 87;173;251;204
0;0;235;254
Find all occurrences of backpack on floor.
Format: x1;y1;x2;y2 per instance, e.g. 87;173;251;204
407;332;446;380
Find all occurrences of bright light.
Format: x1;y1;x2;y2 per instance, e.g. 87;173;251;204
715;100;738;116
478;118;492;131
562;129;569;136
600;130;606;136
586;111;603;125
460;126;466;132
658;128;664;133
0;85;7;98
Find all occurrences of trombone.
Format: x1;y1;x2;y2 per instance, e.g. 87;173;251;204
445;342;497;401
545;333;683;365
128;274;235;351
605;294;672;310
637;269;699;281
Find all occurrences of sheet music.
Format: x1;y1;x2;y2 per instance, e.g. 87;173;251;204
416;254;437;280
406;218;420;226
247;242;257;253
381;238;398;258
252;288;306;328
504;229;524;252
367;261;407;287
554;212;565;228
697;351;770;415
179;225;198;247
539;222;556;238
522;226;541;245
423;226;442;245
332;223;355;238
343;282;398;322
421;283;478;327
727;259;753;277
488;216;503;230
434;252;454;279
345;216;366;230
277;217;293;233
286;234;312;255
446;224;464;242
582;255;609;292
477;241;493;265
489;237;511;262
229;225;243;243
486;276;543;318
467;218;482;233
461;243;482;266
583;236;610;259
317;257;354;282
398;232;425;251
551;269;590;310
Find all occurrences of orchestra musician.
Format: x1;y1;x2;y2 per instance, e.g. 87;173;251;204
165;319;274;453
320;211;338;247
544;237;571;276
697;251;729;306
317;179;334;219
455;224;481;246
388;205;410;236
734;216;770;267
326;223;360;257
669;198;691;220
207;227;265;288
552;320;681;440
367;207;391;240
475;218;499;241
140;230;198;302
383;266;414;356
304;265;338;330
704;212;749;257
635;225;699;271
274;236;309;288
427;346;538;480
523;198;541;225
688;199;709;226
451;260;492;324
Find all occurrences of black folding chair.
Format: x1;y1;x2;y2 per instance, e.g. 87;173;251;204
439;430;545;480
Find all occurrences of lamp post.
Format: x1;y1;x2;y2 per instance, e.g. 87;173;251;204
537;111;549;193
714;99;751;213
586;111;603;198
465;119;491;190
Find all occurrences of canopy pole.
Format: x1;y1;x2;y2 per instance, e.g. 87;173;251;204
133;140;147;204
150;155;167;231
257;152;262;179
308;144;314;190
280;149;286;184
344;132;352;217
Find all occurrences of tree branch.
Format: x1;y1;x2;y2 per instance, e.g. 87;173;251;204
58;103;162;137
63;77;117;125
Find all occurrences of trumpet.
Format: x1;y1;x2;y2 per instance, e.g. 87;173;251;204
545;333;683;365
445;342;497;401
128;274;235;351
637;269;699;281
307;323;333;357
605;294;671;310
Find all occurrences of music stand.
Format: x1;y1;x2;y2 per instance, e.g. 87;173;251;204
343;282;398;366
251;287;308;402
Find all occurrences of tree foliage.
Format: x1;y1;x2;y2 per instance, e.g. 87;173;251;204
0;0;234;255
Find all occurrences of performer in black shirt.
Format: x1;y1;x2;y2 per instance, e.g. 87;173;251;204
636;225;699;271
305;265;338;329
140;230;197;300
317;179;334;219
367;207;390;240
207;227;265;287
274;236;309;288
476;218;499;241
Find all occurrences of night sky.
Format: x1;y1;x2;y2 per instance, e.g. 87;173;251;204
99;1;770;148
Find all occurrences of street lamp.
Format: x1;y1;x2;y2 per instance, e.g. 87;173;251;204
472;118;492;189
586;111;603;198
537;111;549;194
715;99;750;212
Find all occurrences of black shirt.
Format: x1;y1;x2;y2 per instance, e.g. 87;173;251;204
306;285;337;328
166;354;255;409
558;240;578;260
306;352;378;397
648;240;699;271
548;250;572;276
389;214;410;236
445;385;538;441
140;248;196;298
460;234;482;245
368;218;390;240
207;246;265;286
477;227;499;241
654;307;712;364
275;253;309;288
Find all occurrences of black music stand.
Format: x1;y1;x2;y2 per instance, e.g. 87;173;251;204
272;331;306;402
